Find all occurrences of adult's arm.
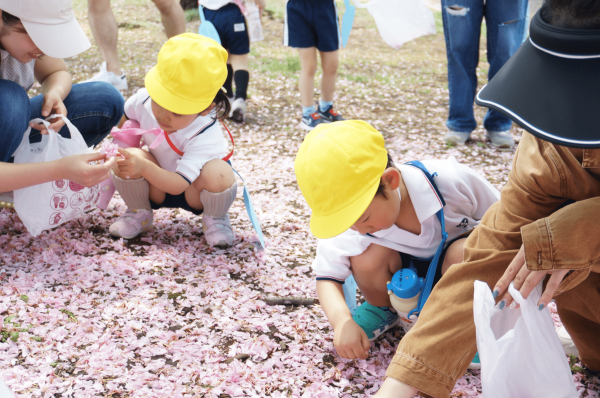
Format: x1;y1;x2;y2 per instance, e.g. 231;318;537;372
32;56;72;132
0;153;116;192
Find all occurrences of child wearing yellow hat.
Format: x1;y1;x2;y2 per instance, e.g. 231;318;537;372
294;120;499;360
109;33;237;247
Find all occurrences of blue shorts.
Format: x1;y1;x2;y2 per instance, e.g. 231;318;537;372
285;0;340;52
204;3;250;55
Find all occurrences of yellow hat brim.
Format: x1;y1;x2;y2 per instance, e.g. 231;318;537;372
309;175;380;239
145;66;211;115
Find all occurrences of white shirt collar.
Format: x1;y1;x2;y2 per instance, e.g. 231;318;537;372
397;163;443;224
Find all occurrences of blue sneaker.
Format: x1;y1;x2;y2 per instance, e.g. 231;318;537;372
469;351;481;370
299;112;324;131
318;105;345;122
352;302;399;341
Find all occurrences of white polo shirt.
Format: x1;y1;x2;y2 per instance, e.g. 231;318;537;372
124;88;229;184
313;158;501;284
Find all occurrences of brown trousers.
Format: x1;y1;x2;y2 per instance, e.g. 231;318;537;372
386;132;600;398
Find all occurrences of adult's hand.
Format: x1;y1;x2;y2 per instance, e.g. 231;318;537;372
333;317;370;360
30;90;68;133
57;152;116;188
492;244;569;310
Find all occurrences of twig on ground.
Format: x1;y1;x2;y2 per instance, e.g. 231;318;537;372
264;295;315;306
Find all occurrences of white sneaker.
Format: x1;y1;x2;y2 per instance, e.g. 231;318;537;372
109;209;153;239
202;214;234;247
82;62;128;90
230;98;246;123
557;326;579;357
0;191;14;205
486;130;515;148
444;130;470;146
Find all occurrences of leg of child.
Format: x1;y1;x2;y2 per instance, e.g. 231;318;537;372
350;244;402;307
318;50;344;121
110;148;160;239
298;47;318;112
229;54;249;100
151;0;186;38
228;53;250;122
319;50;338;104
184;159;237;247
441;238;467;276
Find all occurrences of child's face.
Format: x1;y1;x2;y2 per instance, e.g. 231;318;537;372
350;168;401;235
151;99;199;133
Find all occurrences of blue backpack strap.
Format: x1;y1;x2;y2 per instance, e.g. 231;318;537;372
405;161;448;318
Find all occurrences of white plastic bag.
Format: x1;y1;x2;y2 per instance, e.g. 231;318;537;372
352;0;436;49
244;1;264;43
13;116;101;236
473;281;577;398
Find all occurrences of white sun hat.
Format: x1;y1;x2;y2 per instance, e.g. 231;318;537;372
0;0;90;58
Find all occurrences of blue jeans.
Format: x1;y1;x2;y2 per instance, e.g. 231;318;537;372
0;80;124;162
442;0;528;133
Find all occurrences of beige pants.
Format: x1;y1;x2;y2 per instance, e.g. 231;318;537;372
386;132;600;398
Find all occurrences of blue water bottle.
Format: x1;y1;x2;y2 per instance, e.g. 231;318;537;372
387;268;423;332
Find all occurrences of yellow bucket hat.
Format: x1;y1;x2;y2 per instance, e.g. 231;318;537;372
145;33;228;115
294;120;388;239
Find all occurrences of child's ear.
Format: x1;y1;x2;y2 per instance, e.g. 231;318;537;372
381;168;401;191
199;103;216;116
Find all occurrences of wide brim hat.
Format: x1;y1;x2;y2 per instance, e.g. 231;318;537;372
475;10;600;148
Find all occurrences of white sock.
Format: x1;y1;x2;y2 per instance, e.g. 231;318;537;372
200;181;237;218
111;171;151;211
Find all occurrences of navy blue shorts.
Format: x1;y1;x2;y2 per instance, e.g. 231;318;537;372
204;3;250;55
151;192;203;215
285;0;340;52
150;160;233;215
399;232;472;287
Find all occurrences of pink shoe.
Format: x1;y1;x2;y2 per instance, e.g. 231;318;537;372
202;214;234;247
109;209;153;239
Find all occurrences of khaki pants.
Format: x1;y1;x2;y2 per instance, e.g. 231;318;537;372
386;132;600;398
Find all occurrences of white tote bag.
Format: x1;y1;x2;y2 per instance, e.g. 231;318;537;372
473;280;577;398
13;116;101;236
352;0;436;49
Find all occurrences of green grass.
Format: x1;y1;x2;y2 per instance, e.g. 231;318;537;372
185;8;200;22
259;56;301;75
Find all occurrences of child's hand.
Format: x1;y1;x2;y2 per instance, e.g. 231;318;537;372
117;148;146;179
333;317;370;359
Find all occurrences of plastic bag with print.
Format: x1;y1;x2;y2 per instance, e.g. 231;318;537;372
13;115;101;236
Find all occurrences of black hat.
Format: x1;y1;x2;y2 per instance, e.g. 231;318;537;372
475;10;600;148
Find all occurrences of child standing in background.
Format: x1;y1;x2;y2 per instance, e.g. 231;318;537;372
110;33;238;248
285;0;345;130
199;0;266;123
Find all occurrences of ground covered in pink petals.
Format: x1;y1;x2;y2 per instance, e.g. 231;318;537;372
3;0;598;396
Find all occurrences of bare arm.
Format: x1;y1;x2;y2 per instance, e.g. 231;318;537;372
117;149;189;195
32;56;72;132
0;153;116;192
141;160;189;195
317;280;370;359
